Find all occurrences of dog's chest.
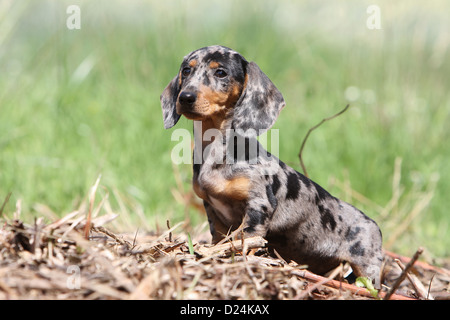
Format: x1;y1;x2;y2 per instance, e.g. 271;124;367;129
193;165;247;226
208;196;240;225
195;178;245;226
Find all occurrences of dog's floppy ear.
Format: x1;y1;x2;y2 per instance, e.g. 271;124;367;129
231;62;285;136
160;74;181;129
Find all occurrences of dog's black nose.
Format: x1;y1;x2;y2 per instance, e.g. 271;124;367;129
178;91;196;106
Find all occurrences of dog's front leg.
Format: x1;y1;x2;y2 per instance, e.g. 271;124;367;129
241;208;270;238
203;201;231;244
241;183;277;238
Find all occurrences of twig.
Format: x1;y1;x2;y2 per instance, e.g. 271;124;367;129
132;228;139;248
384;250;450;276
242;239;262;292
384;247;423;300
84;175;102;239
427;273;436;300
298;104;350;178
215;222;245;246
92;225;131;247
395;258;433;299
166;220;172;242
295;264;343;299
0;192;12;217
272;248;288;265
197;236;267;257
291;269;415;300
44;210;81;231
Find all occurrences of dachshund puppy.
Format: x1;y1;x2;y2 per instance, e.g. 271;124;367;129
161;45;383;286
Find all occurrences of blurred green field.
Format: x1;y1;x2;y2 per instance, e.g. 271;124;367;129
1;1;449;258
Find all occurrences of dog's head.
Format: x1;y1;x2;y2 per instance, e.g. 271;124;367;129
160;45;285;136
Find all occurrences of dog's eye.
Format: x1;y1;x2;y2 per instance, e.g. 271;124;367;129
181;67;191;77
214;69;227;78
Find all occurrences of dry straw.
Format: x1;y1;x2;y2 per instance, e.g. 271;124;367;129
0;181;448;299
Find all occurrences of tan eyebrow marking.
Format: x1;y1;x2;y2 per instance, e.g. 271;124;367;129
189;60;197;67
209;61;220;69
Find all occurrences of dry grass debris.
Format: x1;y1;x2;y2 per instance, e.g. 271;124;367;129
0;207;449;300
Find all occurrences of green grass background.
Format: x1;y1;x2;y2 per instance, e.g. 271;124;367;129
1;0;449;258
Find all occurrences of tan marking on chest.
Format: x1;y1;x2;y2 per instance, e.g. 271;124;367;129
193;179;208;200
196;176;250;201
223;177;250;200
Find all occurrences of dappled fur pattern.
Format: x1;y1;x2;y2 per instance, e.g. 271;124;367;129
161;45;383;286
